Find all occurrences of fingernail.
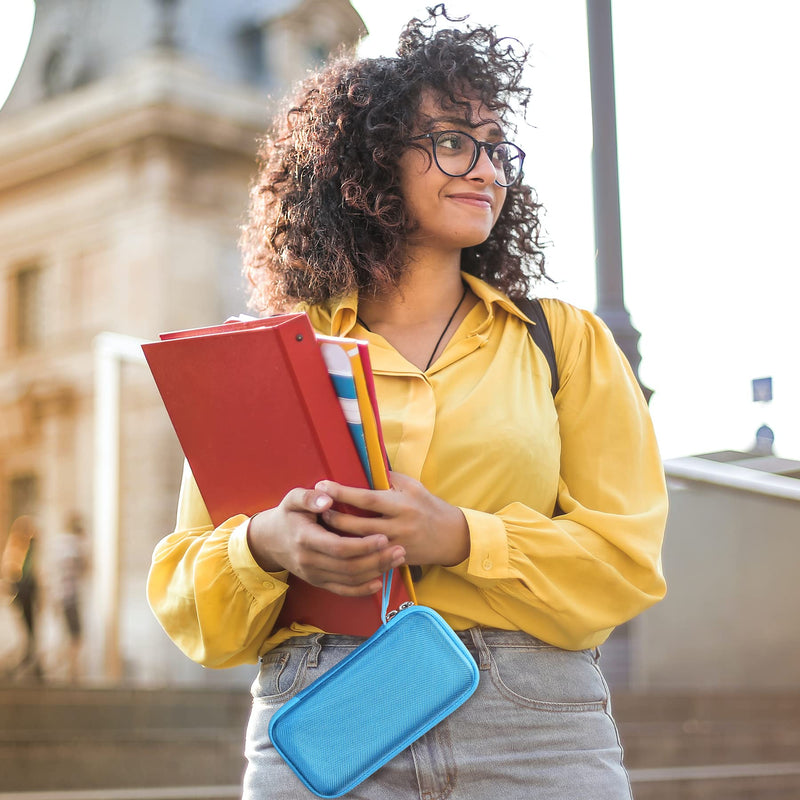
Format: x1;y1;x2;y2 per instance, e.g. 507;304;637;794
314;495;327;509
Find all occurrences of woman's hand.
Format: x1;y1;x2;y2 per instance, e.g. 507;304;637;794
246;487;406;597
316;472;470;567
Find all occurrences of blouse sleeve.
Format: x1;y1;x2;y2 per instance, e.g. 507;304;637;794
448;300;668;650
146;462;291;668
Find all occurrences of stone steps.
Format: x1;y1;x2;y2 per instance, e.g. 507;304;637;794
618;691;800;799
630;765;800;800
0;685;250;793
0;789;240;800
1;685;798;797
615;691;800;768
0;685;252;731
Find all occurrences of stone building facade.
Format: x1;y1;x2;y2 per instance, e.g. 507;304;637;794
0;0;365;685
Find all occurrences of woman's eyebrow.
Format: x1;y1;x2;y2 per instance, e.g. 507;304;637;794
428;116;505;137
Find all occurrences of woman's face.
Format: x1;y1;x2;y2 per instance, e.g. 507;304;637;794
398;90;508;254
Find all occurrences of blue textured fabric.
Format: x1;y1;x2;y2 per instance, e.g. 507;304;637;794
268;605;479;798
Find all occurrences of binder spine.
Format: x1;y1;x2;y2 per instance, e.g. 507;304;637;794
276;321;369;490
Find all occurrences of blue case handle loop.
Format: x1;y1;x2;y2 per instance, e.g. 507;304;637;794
380;569;393;625
381;569;415;625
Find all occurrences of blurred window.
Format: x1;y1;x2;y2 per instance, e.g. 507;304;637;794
12;264;43;352
238;23;268;83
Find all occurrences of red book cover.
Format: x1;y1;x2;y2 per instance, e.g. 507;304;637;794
143;313;412;635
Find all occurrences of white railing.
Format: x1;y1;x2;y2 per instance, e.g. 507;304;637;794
664;456;800;502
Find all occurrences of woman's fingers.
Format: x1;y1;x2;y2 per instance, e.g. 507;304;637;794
295;520;389;559
314;480;395;515
292;534;405;595
314;476;421;539
247;483;414;595
314;474;469;567
281;486;334;515
278;489;405;588
319;507;384;537
299;547;405;589
294;529;405;577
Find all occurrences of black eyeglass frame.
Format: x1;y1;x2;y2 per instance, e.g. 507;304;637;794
409;129;526;187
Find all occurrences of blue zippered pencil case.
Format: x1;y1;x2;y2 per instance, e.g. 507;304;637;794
268;573;479;798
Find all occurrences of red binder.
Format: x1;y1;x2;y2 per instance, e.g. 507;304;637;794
142;313;413;636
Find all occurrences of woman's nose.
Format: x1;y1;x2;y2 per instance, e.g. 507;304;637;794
468;145;498;182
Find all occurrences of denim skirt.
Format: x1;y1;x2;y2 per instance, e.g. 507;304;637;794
243;628;633;800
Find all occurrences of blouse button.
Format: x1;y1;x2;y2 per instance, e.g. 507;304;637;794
261;580;274;590
482;559;493;571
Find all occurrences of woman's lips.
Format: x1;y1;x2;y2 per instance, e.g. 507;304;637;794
447;192;494;209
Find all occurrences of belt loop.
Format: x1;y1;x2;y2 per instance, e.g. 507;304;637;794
469;627;491;671
307;633;324;668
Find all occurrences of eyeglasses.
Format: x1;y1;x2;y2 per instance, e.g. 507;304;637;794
409;129;525;187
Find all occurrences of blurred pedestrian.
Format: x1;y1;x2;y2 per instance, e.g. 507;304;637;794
1;515;43;680
51;512;89;683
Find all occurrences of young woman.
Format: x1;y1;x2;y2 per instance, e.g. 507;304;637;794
148;8;667;798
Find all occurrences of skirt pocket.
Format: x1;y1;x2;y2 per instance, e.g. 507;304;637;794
251;646;311;705
488;643;608;711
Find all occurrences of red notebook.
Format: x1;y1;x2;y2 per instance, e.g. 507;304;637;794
142;313;413;635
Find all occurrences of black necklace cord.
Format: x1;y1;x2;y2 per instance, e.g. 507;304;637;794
356;284;468;372
423;284;468;371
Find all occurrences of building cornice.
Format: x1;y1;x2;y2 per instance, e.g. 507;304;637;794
0;51;273;192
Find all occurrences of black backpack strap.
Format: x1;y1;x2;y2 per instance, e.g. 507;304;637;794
515;297;559;398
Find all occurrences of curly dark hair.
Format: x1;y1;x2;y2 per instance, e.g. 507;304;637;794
240;4;548;312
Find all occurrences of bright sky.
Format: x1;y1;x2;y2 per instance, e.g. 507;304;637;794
2;1;800;461
0;2;35;108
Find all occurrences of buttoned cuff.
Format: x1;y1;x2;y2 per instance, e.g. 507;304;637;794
227;517;290;600
450;507;510;583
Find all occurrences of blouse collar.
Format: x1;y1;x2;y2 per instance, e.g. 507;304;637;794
302;272;535;336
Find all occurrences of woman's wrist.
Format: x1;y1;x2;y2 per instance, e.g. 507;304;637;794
246;511;285;573
436;504;470;567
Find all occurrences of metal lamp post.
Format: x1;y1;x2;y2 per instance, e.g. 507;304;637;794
586;0;652;402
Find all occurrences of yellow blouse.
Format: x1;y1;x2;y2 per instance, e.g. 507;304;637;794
147;273;667;668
